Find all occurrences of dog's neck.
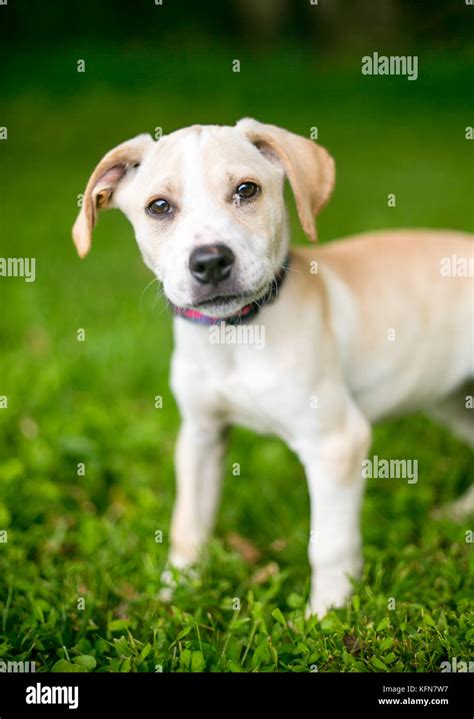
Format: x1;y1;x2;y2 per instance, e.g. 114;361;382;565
169;254;291;326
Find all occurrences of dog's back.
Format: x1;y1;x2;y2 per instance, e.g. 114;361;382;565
292;229;473;420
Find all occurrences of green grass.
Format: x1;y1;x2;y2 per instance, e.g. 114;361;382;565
0;44;472;672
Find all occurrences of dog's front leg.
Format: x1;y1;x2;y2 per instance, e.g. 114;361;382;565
296;404;371;618
168;418;226;569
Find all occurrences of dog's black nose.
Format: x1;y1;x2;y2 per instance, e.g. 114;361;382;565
189;244;235;285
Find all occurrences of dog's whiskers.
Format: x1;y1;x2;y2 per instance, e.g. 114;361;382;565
139;276;160;310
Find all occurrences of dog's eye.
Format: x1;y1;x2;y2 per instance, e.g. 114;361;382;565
235;182;259;200
147;198;171;216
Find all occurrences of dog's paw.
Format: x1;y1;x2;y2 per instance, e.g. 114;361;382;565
307;572;354;619
158;567;177;603
158;587;175;603
158;553;199;603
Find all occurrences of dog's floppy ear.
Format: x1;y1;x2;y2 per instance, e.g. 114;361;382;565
237;118;335;241
72;133;154;258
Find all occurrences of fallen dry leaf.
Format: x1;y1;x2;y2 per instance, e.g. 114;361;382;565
269;538;288;552
250;562;280;585
226;531;262;564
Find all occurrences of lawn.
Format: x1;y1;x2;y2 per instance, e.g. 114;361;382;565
0;44;472;672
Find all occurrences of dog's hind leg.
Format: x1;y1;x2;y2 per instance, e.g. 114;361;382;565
427;381;474;521
427;381;474;448
431;485;474;521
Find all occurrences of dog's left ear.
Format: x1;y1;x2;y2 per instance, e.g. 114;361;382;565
72;133;154;258
237;118;335;241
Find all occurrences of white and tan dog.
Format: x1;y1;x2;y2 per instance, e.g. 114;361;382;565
73;119;473;617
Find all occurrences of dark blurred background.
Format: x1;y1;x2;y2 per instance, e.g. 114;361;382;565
1;0;472;53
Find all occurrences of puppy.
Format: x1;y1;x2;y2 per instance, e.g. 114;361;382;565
73;119;473;616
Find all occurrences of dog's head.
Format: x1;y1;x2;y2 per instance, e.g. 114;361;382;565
73;119;335;317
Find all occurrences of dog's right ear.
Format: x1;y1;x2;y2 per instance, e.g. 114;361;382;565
72;133;154;258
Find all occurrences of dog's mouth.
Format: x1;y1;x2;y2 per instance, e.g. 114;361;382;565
194;293;246;308
190;282;272;316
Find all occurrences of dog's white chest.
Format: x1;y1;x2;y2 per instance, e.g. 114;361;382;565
171;322;301;439
215;359;284;434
